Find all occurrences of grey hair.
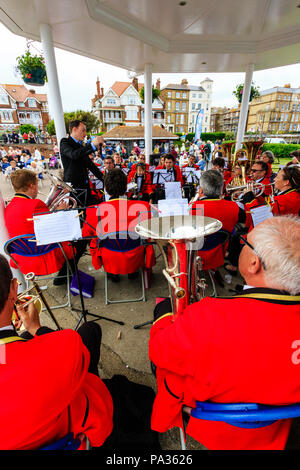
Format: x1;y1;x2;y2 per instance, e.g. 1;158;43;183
200;170;224;197
262;150;275;163
251;215;300;295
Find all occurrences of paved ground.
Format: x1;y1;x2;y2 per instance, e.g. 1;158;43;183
5;171;300;451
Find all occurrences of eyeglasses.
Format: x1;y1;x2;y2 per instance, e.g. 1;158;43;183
250;168;263;173
239;234;267;270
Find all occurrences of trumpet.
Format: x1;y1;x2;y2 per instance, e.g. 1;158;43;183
44;172;77;211
14;273;62;330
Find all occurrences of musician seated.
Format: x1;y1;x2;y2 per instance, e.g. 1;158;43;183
102;156;115;175
182;155;200;170
243;161;273;202
130;154;150;172
4;169;74;281
212;157;231;184
149;216;300;450
127;163;154;202
82;168;155;282
189;170;245;276
157;154;183;185
113;153;125;169
269;164;300;216
261;150;275;181
0;254;113;450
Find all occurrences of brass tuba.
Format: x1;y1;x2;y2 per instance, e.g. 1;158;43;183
44;172;77;210
135;215;222;317
242;139;264;165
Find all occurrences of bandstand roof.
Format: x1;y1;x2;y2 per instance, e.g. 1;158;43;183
0;0;299;74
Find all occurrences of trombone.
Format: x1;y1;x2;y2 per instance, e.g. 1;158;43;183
15;272;62;330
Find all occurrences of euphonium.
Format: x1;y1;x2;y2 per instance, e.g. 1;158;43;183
44;172;77;210
135;215;222;317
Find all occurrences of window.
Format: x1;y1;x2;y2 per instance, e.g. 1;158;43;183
0;93;9;105
168;101;171;110
175;102;180;111
285;114;288;121
27;98;37;107
176;92;180;98
128;95;136;105
182;93;186;99
180;126;184;132
198;93;202;98
126;109;138;120
192;103;195;111
168;91;171;97
167;115;171;123
182;102;186;111
192;93;196;98
283;95;287;100
180;114;184;124
107;98;116;105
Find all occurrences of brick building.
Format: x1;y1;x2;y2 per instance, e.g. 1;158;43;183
0;84;50;131
91;77;165;132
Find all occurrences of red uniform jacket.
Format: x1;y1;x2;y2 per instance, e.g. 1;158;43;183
189;198;243;270
4;195;73;275
272;189;300;217
82;198;156;274
149;288;300;450
0;328;113;450
127;170;154;198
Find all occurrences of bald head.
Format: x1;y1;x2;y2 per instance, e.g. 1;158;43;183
239;216;300;295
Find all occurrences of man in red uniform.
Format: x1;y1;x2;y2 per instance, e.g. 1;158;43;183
4;169;74;281
189;170;245;281
149;216;300;450
127;163;154;202
0;254;113;450
82;168;155;282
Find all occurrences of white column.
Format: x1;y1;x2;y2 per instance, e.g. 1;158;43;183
144;63;153;164
40;23;66;162
235;63;254;151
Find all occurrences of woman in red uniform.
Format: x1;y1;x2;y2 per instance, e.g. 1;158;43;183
272;163;300;216
127;163;154;202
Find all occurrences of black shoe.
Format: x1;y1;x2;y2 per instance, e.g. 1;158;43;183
107;273;120;283
128;271;139;280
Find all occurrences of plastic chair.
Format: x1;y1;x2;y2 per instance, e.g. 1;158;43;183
179;401;300;450
40;432;89;450
4;234;73;310
98;231;146;305
197;229;229;297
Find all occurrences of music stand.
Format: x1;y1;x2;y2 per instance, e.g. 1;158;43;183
69;238;125;331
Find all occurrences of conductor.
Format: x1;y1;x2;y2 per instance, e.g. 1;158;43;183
60;120;105;205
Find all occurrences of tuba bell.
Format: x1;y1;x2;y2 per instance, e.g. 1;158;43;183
44;172;77;210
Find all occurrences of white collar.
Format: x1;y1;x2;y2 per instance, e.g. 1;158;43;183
0;324;14;332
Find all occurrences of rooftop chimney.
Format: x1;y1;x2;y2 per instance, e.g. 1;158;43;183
156;78;161;90
96;77;101;97
181;79;188;86
132;77;139;91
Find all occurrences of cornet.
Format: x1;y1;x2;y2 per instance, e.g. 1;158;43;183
13;273;62;330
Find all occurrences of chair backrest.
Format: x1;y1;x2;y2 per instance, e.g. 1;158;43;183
40;433;81;450
98;231;142;253
4;234;60;258
190;401;300;429
199;229;229;252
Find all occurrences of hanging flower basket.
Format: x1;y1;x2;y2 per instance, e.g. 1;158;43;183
233;83;260;104
16;50;47;86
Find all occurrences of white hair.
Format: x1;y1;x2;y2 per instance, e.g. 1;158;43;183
252;215;300;295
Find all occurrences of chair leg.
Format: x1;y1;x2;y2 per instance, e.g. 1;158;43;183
179;428;186;450
105;268;146;305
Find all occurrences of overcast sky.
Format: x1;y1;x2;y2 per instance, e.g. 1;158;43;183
1;22;300;118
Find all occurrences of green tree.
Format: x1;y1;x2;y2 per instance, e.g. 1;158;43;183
139;87;160;103
20;124;37;134
47;110;100;136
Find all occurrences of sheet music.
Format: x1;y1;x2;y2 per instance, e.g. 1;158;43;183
181;168;201;184
158;198;189;217
165;182;182;200
153;169;174;185
250;205;273;227
33;210;82;245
